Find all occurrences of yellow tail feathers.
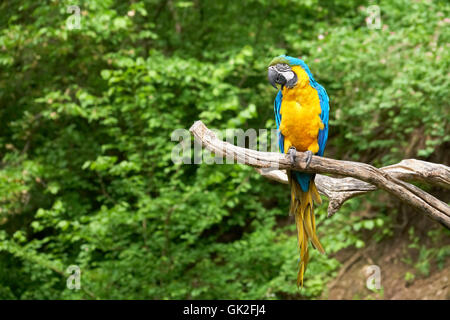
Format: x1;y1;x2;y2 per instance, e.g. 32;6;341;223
287;170;325;288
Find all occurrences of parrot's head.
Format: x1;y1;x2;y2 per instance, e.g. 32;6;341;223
267;56;298;90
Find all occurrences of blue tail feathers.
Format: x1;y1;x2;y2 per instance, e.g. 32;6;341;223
294;171;311;192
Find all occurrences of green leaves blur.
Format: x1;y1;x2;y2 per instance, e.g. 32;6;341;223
0;0;448;299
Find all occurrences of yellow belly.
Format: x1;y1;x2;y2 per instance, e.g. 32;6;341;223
279;66;324;154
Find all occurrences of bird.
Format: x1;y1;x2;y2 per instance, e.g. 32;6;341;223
268;55;330;287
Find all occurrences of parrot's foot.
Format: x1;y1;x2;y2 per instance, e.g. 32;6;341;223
304;150;313;168
288;147;297;166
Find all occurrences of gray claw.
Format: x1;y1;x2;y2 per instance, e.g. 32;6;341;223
288;147;297;166
305;150;313;168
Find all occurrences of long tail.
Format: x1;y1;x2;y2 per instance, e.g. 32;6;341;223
287;170;325;287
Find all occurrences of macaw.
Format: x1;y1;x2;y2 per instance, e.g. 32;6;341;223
267;55;330;287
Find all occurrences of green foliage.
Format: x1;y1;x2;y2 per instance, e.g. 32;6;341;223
404;271;415;284
403;227;450;277
0;0;448;299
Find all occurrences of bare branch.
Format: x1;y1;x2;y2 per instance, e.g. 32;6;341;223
256;159;450;218
189;121;450;228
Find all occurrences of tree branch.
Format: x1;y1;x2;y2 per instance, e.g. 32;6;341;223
189;120;450;228
256;159;450;218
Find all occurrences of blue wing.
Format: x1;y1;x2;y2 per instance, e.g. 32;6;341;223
316;83;329;157
274;90;284;153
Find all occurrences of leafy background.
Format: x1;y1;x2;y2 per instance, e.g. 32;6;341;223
0;0;449;299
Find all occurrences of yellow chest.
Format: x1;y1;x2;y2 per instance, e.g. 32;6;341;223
279;66;323;153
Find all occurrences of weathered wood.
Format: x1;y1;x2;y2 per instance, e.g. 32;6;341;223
189;120;450;228
256;159;450;217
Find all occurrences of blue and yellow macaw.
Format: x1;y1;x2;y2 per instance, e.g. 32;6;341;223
268;55;330;287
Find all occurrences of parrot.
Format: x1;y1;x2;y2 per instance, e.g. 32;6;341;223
267;55;330;287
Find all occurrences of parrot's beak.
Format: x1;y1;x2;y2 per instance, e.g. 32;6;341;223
268;66;287;90
268;67;279;89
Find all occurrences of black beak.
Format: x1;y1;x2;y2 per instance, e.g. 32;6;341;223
268;66;286;90
268;67;278;89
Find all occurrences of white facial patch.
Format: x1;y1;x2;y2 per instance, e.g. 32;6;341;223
280;71;295;82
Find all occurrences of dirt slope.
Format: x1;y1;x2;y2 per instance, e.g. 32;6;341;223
324;208;450;300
